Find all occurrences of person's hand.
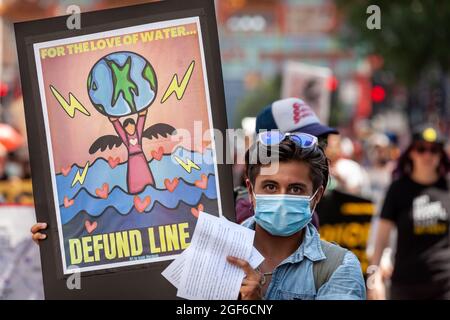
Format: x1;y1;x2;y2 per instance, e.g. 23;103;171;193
108;116;119;122
31;222;47;244
367;267;386;300
227;256;263;300
138;109;147;116
381;263;393;280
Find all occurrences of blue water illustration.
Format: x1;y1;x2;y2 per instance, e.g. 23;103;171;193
56;146;218;225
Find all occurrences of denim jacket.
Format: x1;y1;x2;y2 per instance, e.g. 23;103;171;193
242;217;366;300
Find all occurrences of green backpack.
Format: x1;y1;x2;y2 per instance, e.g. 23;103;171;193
313;240;347;292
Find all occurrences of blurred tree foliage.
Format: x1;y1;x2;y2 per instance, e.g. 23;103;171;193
335;0;450;85
234;75;281;127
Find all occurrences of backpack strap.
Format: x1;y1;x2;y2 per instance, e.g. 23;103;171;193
313;240;347;292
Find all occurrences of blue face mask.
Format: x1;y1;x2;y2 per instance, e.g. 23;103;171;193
253;189;319;237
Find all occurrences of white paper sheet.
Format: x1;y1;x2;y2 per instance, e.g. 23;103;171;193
248;246;265;269
220;215;264;269
161;247;190;289
175;212;255;300
162;245;264;290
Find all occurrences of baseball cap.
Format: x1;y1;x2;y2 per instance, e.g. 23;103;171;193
255;97;338;137
368;133;390;148
412;125;445;145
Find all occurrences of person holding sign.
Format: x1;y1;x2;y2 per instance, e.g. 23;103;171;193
228;131;366;300
32;131;366;299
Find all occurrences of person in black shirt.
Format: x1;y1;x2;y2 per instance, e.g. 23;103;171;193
369;125;450;300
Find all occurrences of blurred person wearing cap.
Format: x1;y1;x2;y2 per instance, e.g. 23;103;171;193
235;98;338;225
255;97;338;148
364;133;397;293
316;154;374;280
369;125;450;300
365;133;395;205
332;158;370;195
364;134;397;236
322;134;372;197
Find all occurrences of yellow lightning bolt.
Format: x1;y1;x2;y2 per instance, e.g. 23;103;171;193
173;156;200;173
161;61;195;103
50;85;90;118
71;162;89;187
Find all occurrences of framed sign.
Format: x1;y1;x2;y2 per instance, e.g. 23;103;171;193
281;61;332;124
15;0;234;299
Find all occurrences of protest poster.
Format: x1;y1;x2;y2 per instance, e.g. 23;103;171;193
281;61;332;124
316;190;374;276
15;0;233;298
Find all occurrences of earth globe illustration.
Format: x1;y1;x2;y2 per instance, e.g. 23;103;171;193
87;51;158;117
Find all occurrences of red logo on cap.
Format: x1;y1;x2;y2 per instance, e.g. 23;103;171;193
292;102;313;124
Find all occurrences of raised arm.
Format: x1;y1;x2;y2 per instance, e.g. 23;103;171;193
136;109;147;140
109;117;128;146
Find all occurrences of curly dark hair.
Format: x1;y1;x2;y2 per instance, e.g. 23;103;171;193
245;138;330;192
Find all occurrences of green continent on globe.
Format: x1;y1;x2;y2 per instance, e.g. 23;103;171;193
106;56;139;113
87;51;158;117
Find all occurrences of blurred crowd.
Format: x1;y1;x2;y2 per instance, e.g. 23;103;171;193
0;122;32;204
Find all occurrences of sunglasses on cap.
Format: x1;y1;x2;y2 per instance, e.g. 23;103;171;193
413;143;441;155
257;131;318;149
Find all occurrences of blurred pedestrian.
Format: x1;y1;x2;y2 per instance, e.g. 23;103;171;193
365;133;397;287
369;125;450;300
365;133;395;208
317;157;374;277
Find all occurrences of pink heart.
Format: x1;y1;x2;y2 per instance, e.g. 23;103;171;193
63;196;74;208
61;166;71;177
151;146;164;161
134;195;151;213
95;183;109;199
194;174;208;190
108;156;120;169
164;178;179;192
85;220;97;234
191;204;204;218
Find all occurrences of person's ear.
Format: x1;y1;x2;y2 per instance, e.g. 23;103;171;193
245;178;256;207
245;178;251;190
311;185;324;211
